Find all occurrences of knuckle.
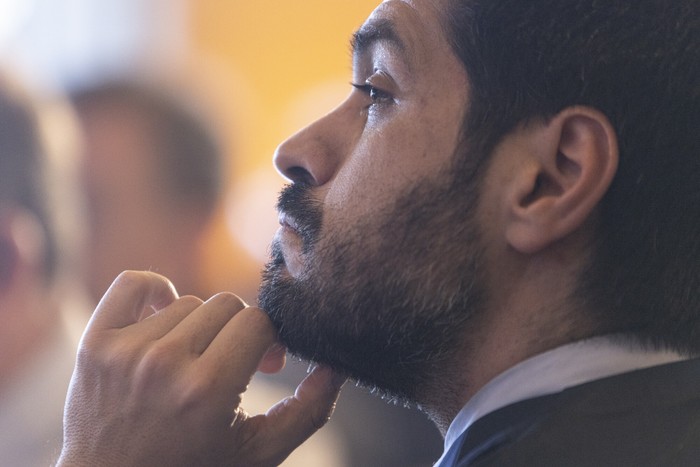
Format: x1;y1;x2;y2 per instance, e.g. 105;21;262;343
108;270;171;299
174;379;208;410
136;341;180;378
208;291;247;310
76;333;138;375
175;295;204;309
110;270;144;289
131;341;186;394
103;270;149;301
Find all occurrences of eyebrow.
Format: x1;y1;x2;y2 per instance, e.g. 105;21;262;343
351;18;407;59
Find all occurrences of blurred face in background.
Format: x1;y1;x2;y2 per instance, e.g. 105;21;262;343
77;101;194;301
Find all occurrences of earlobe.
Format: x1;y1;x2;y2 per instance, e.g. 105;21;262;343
506;107;619;254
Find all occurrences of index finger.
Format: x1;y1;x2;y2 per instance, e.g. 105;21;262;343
194;306;279;399
87;270;179;331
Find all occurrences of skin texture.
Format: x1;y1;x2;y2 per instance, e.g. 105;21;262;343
259;0;482;406
59;271;344;467
59;0;619;462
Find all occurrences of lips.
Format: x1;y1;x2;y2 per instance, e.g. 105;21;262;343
275;212;305;277
278;211;301;234
274;182;323;262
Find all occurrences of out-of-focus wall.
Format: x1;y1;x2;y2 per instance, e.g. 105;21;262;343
186;1;379;299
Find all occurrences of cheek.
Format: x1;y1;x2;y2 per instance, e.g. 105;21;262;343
321;139;417;225
319;98;464;227
329;121;446;198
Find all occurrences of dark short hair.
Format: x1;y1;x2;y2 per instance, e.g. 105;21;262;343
446;0;700;352
70;79;224;214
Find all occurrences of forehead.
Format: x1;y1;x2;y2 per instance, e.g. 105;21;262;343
354;0;454;66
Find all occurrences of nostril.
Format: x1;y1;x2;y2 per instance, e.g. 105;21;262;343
284;165;316;185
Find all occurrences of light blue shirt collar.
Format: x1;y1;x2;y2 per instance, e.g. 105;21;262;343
435;336;687;466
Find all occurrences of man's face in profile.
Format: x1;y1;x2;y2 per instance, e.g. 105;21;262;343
259;0;487;403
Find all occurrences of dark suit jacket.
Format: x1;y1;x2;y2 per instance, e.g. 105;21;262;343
441;358;700;466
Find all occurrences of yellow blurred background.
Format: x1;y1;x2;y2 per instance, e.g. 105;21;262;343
0;0;380;302
0;2;445;465
187;1;379;300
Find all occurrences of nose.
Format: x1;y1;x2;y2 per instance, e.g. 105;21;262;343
273;103;353;186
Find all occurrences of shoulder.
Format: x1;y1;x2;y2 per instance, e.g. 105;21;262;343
453;358;700;466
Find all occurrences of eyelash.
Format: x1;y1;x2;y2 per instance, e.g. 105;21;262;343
351;82;393;105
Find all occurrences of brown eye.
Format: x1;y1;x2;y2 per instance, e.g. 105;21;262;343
368;86;392;103
351;83;393;105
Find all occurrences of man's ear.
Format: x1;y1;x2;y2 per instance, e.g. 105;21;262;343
504;106;619;254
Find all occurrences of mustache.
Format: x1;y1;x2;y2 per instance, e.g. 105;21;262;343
276;182;323;251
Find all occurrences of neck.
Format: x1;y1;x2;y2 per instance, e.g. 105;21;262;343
420;252;596;436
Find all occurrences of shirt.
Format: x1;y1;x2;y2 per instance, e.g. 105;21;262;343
434;336;688;467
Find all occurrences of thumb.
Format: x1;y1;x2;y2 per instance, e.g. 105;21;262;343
239;366;346;466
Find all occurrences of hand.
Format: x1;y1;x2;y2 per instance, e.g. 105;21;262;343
58;271;345;467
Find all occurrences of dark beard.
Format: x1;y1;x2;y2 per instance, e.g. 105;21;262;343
259;168;486;405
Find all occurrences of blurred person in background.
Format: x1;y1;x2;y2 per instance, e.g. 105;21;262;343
70;76;347;466
71;79;227;302
0;69;89;467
